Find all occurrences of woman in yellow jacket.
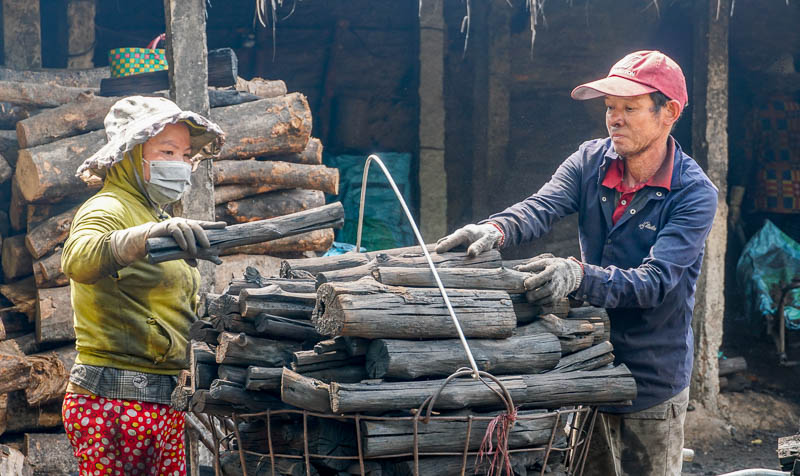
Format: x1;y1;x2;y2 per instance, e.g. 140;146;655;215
61;96;225;476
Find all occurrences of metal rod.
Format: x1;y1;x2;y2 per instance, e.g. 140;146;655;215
355;153;481;378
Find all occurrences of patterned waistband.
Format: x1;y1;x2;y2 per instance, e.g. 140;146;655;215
69;364;178;406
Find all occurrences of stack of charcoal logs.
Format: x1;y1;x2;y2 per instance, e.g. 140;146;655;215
0;62;340;474
182;245;637;476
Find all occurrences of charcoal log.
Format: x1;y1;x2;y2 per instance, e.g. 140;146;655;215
219;451;318;476
215;189;325;224
239;285;316;318
361;409;556;457
0;153;10;184
550;341;615;373
512;295;570;324
316;249;502;285
216;365;247;386
279;244;436;278
224;276;315;296
208;379;287;413
280;367;331;413
145;202;344;263
375;266;529;293
216;331;299;367
329;365;635;413
253;314;322;341
366;333;560;379
222;229;334;256
313;277;515;339
244;366;283;391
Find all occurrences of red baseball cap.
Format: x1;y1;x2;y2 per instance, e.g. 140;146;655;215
571;50;688;111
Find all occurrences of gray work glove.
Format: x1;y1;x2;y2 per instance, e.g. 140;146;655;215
435;223;503;257
515;256;584;305
110;217;227;267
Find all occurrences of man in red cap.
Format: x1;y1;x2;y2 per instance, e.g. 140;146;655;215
437;50;718;475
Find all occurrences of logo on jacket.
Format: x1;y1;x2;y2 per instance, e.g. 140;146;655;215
639;221;657;232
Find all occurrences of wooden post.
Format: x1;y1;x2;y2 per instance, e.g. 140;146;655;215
2;0;41;69
66;0;95;68
164;0;215;295
418;0;447;241
690;0;729;414
485;0;511;206
163;2;211;472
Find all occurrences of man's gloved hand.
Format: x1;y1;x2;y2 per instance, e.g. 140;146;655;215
110;217;227;267
435;223;503;257
515;256;584;305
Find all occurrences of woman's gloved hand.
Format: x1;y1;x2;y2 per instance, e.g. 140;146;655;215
435;223;503;257
110;217;227;267
515;255;584;305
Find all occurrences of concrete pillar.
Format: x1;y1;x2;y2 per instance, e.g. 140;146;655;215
690;0;730;414
418;0;447;241
164;0;214;296
67;0;96;69
2;0;41;68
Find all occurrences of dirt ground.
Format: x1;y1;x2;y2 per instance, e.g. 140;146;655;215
681;331;800;475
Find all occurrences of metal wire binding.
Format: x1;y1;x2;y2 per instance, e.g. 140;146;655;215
355;154;482;378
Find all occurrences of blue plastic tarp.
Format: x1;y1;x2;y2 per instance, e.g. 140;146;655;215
736;220;800;329
324;152;415;252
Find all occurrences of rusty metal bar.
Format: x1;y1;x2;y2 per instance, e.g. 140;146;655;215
461;415;474;475
354;414;366;476
540;410;562;476
232;414;248;476
302;411;311;476
212;404;595;475
266;410;276;476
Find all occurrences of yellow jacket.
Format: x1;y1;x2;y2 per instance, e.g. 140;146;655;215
62;146;200;374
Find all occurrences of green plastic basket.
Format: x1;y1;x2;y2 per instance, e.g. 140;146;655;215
109;34;168;78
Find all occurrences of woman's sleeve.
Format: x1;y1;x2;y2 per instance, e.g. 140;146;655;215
61;197;127;284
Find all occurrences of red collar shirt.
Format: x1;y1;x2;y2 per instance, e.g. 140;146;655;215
601;139;675;224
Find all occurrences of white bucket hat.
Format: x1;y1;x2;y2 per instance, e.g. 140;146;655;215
77;95;225;183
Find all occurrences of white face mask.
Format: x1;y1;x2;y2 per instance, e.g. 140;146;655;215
144;160;192;205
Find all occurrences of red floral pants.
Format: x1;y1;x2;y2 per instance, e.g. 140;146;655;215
62;393;186;476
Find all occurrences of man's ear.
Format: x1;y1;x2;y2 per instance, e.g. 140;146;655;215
664;99;682;126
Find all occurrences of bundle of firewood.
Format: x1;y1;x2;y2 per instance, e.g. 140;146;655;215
181;245;636;475
0;56;341;473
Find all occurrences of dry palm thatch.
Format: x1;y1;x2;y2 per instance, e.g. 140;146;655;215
249;0;787;59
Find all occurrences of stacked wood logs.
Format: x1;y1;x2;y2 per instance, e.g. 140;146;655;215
182;245;635;475
0;62;340;473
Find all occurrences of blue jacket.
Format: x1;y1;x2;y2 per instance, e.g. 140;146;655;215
486;137;718;413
